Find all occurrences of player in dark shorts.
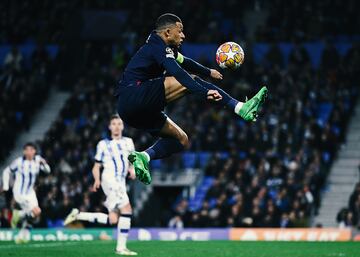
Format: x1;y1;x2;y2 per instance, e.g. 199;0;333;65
116;13;268;185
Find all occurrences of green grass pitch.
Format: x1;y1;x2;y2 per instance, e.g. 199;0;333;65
0;240;359;257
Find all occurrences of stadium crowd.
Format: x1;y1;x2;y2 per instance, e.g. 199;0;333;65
337;182;360;229
3;0;357;45
0;44;53;162
255;0;360;42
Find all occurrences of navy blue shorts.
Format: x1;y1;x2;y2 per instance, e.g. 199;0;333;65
117;77;167;135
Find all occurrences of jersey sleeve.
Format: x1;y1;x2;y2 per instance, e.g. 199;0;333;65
151;44;209;98
37;155;51;173
2;158;18;191
152;45;177;65
9;158;19;173
2;167;10;191
94;141;105;163
163;59;209;98
176;52;211;77
128;138;135;152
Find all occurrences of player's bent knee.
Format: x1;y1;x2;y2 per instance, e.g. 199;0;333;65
33;207;41;217
120;204;132;214
109;212;119;225
179;131;189;148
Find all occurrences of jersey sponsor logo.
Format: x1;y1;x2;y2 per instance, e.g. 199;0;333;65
165;47;175;59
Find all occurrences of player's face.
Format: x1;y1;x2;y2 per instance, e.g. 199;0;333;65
168;22;185;48
23;146;36;159
109;118;124;137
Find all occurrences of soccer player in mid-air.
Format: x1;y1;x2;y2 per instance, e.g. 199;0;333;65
1;142;51;243
116;13;268;185
64;115;137;256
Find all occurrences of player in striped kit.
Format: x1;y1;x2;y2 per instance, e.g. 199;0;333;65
1;142;51;243
64;114;137;256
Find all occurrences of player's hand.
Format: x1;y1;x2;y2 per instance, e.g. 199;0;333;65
210;69;223;80
207;90;222;102
92;180;101;192
128;172;136;180
128;167;136;180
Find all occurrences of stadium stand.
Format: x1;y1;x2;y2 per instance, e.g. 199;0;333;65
0;44;54;162
255;0;360;42
337;182;360;229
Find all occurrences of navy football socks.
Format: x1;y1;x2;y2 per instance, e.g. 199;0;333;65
145;137;184;160
194;76;238;110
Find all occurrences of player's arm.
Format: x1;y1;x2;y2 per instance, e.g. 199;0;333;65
92;162;101;192
1;166;11;192
128;165;136;180
153;46;208;98
127;139;136;180
176;53;223;80
2;159;17;192
92;141;104;191
163;58;209;98
39;156;51;174
154;46;221;101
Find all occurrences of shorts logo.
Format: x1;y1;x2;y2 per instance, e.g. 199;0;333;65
165;47;175;59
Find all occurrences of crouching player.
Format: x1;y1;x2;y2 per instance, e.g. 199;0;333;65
64;115;137;255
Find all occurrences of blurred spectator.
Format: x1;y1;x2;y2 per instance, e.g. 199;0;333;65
4;46;23;71
0;209;10;228
0;45;53;162
337;182;360;228
168;215;184;229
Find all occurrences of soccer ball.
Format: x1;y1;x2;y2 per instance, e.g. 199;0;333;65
216;42;244;69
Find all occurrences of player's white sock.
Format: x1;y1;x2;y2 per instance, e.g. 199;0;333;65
143;151;150;162
76;212;109;224
234;102;244;114
116;214;131;251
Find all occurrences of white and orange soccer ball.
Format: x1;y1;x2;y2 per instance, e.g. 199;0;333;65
216;42;244;69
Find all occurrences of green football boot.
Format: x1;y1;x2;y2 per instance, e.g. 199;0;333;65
238;86;268;122
128;151;152;185
11;209;21;229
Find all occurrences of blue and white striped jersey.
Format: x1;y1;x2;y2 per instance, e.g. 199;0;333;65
94;137;134;184
2;155;51;195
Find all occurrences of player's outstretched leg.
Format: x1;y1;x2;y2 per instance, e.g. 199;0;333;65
116;212;137;255
129;118;188;185
194;76;267;121
238;86;268;121
64;208;80;225
129;138;183;184
64;208;110;225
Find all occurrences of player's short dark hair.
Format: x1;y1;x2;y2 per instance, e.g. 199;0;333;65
23;142;37;150
110;114;121;122
155;13;182;31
